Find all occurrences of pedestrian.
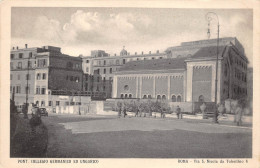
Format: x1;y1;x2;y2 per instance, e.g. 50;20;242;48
123;106;127;118
162;111;165;118
176;106;182;119
135;108;139;117
160;108;163;118
235;105;243;126
161;109;165;118
118;107;122;118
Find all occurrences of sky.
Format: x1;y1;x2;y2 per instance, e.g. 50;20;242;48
11;8;253;66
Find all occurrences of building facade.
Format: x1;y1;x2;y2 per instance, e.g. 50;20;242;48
81;48;167;98
10;37;249;113
10;45;45;108
113;37;248;105
10;45;84;112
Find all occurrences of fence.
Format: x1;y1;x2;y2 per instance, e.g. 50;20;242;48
47;101;97;115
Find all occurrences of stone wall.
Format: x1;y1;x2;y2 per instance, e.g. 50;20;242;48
117;77;137;98
155;76;168;96
192;66;212;102
170;76;184;100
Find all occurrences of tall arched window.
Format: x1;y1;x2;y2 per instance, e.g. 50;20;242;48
148;95;152;99
172;95;176;102
125;94;128;98
177;95;182;102
162;95;166;100
129;94;132;98
157;95;161;100
121;94;124;98
143;95;147;99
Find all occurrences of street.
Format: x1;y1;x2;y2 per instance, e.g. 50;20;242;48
42;114;252;158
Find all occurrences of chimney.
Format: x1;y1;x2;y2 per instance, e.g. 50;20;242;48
141;51;143;55
157;50;159;53
25;44;28;48
12;47;15;50
114;54;116;56
16;46;19;50
149;51;151;54
135;52;137;55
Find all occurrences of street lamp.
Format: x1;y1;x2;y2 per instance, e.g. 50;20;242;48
24;56;30;119
205;12;219;123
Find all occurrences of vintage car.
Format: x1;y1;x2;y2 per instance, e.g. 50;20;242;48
39;108;48;117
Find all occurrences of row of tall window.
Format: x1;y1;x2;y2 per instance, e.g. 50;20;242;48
233;85;247;95
10;52;33;59
35;101;45;107
85;84;106;92
85;74;113;83
235;57;247;70
36;86;46;95
36;73;47;80
95;68;114;75
10;60;45;70
37;59;47;68
95;85;106;92
10;85;30;94
96;76;112;83
66;75;80;83
157;95;182;102
234;68;247;82
230;52;247;71
119;94;182;101
10;62;24;70
10;74;31;80
93;56;164;66
66;62;81;70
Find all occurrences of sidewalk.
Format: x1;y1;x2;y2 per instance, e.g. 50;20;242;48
99;110;253;128
49;111;252;128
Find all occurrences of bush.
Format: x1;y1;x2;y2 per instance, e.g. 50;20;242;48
113;99;173;116
29;115;42;127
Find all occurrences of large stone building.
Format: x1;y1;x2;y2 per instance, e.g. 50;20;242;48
81;47;167;98
10;45;85;112
11;45;45;107
113;37;248;105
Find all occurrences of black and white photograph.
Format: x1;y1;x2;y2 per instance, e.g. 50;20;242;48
1;1;260;168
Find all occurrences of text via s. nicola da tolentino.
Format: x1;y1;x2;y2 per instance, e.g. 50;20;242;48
178;159;249;164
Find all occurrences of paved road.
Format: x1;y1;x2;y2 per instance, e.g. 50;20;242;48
42;114;252;158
